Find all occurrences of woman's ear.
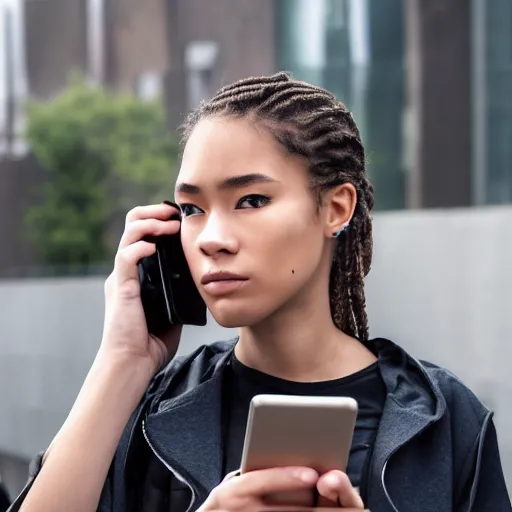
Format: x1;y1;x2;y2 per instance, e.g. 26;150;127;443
324;183;357;237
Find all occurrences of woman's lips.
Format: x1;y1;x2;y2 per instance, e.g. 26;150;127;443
201;271;249;296
203;279;249;296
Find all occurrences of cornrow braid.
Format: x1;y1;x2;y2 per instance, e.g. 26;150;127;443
181;72;374;342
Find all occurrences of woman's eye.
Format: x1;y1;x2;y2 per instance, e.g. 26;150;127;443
236;194;271;209
179;204;203;217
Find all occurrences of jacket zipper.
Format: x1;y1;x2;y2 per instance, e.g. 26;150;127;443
380;413;441;512
378;352;449;512
142;419;197;511
381;459;399;512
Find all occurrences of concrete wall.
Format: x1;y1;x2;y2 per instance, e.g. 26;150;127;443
366;205;512;475
1;206;511;496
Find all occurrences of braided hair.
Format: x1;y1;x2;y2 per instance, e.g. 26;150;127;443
181;72;374;342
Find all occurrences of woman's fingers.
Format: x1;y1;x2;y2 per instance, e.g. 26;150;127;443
125;202;179;224
118;218;180;249
316;470;364;509
200;467;319;511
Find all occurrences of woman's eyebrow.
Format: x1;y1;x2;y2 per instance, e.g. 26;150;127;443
175;173;278;194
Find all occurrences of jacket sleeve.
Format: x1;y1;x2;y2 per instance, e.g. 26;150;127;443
6;452;44;512
6;452;113;512
457;417;511;511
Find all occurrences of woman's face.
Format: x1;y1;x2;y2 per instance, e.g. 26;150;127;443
175;117;339;328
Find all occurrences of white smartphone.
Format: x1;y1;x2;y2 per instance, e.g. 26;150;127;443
240;394;358;475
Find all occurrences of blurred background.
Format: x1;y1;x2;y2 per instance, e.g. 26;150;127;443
0;0;511;502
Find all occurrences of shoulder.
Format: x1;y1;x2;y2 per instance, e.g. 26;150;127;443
421;360;492;426
115;339;236;453
420;363;508;508
373;337;491;421
420;361;497;491
167;338;236;374
146;338;236;399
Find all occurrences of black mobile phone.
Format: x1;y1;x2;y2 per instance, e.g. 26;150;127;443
138;203;207;335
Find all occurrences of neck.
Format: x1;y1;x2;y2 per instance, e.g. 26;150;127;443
236;277;375;382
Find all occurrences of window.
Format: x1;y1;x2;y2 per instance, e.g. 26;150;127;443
0;0;28;158
0;4;8;155
136;72;163;101
483;0;512;204
184;41;219;110
86;0;105;84
276;0;406;210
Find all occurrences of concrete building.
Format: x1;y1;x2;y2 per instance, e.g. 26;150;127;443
1;0;511;215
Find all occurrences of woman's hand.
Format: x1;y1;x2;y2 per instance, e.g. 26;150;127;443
316;470;365;508
198;467;367;511
17;206;187;512
100;202;183;376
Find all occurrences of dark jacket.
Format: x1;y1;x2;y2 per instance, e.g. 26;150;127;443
9;338;511;512
0;481;10;512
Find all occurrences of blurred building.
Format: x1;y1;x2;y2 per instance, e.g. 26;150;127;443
0;0;277;276
1;0;511;215
165;0;276;128
1;0;512;498
2;0;512;275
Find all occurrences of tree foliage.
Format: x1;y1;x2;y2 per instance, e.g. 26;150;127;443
24;77;179;268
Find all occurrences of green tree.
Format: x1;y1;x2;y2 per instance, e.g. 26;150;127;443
24;77;179;270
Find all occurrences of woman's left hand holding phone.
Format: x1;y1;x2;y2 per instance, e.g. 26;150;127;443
198;467;367;511
18;202;183;512
102;201;183;373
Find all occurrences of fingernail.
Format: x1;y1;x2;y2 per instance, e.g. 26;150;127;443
326;472;343;486
295;469;317;484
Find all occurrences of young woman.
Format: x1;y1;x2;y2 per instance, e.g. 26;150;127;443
11;73;510;512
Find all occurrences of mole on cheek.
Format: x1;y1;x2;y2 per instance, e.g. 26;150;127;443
292;269;295;274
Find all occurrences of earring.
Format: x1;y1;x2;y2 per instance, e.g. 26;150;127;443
332;222;350;238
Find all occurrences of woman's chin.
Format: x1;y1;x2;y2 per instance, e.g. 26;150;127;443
208;303;268;329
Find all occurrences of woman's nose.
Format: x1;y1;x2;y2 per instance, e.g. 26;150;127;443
197;217;239;257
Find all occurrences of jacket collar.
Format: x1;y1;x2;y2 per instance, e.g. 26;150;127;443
143;338;447;507
144;345;234;503
366;338;447;510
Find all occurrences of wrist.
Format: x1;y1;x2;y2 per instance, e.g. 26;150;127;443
94;348;155;391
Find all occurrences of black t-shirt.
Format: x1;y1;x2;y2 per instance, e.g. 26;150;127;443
222;353;387;498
